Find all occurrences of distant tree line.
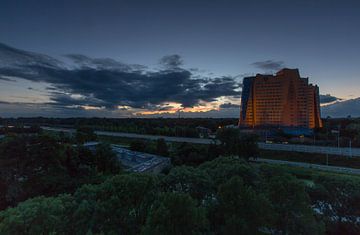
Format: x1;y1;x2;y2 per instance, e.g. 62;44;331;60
0;117;238;138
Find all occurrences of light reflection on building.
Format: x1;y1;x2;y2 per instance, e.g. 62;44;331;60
239;68;322;129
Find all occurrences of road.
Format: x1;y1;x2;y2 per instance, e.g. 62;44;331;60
42;126;217;145
41;126;360;156
42;126;360;175
252;158;360;175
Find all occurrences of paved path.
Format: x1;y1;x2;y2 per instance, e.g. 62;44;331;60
252;158;360;175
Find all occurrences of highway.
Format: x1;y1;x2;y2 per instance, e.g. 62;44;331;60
42;126;217;145
42;126;360;157
42;126;360;175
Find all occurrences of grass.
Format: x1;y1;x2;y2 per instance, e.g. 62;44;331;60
259;149;360;169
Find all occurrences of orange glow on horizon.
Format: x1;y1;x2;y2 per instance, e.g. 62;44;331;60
135;102;219;115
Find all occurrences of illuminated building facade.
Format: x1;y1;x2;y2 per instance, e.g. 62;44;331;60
239;68;322;129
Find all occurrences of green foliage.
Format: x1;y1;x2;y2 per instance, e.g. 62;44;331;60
130;140;147;152
216;128;259;160
0;135;121;211
142;192;209;235
72;174;159;234
173;142;207;166
0;195;74;235
266;174;324;235
199;156;259;186
308;174;360;234
94;143;122;174
155;138;169;156
216;127;240;154
1;148;360;234
75;126;97;144
161;166;214;201
213;176;273;234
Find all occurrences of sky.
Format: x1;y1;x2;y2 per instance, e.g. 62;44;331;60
0;0;359;118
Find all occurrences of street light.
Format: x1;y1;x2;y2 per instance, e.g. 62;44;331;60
350;139;352;158
331;129;340;148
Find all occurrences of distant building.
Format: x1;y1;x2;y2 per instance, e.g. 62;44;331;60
239;68;322;129
111;145;171;174
196;126;211;138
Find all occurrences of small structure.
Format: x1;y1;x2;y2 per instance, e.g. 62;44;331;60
111;145;171;174
83;141;100;152
196;126;212;138
83;142;171;174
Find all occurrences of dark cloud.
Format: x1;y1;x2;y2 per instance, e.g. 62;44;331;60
0;43;241;113
0;42;62;69
159;54;183;69
65;54;146;71
0;76;16;82
319;94;341;104
251;60;285;72
219;103;240;109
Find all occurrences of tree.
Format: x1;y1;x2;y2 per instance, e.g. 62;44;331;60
267;175;323;235
207;143;221;160
161;166;214;202
72;174;159;235
216;128;259;160
212;176;274;235
309;175;360;234
155;138;169;156
0;135;115;211
238;134;259;160
94;143;122;174
0;195;74;235
199;157;259;186
130;140;146;152
75;126;97;144
142;193;209;235
216;128;240;155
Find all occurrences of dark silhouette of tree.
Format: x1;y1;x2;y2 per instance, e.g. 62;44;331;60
75;126;97;144
161;166;214;201
155;138;169;156
142;192;209;235
129;140;146;152
267;174;324;235
94;143;122;174
213;176;273;234
216;128;259;160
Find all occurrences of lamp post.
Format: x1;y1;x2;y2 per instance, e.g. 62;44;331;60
349;139;352;158
326;153;329;165
331;129;340;148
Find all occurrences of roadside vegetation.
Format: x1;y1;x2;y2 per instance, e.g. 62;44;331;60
0;125;360;234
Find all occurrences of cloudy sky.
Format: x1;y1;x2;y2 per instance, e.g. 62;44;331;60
0;0;359;118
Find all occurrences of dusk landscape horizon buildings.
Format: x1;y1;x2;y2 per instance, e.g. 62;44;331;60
1;1;360;234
